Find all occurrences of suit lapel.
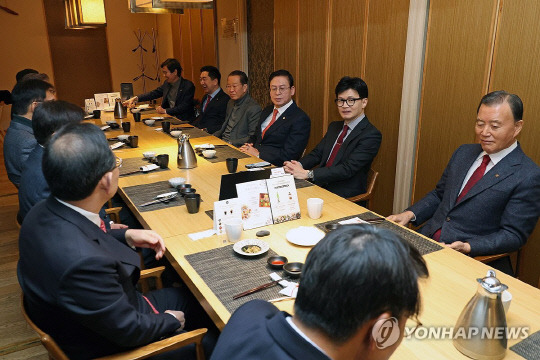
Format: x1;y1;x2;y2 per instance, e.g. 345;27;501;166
332;119;370;165
263;102;298;139
448;146;482;204
320;122;343;165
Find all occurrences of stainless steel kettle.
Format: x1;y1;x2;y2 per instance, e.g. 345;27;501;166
453;269;508;360
114;98;127;119
177;134;197;169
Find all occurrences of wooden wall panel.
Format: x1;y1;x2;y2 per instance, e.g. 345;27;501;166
274;0;298;83
489;0;540;286
413;0;498;203
363;0;409;216
297;0;330;152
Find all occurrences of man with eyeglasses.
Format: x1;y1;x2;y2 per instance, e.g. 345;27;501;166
240;69;311;166
213;70;261;147
284;76;381;199
3;78;56;188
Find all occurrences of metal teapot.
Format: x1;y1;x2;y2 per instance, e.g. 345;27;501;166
177;134;197;169
114;98;127;119
453;270;508;360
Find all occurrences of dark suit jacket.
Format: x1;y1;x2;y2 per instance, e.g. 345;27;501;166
18;145;48;220
194;88;230;134
18;198;179;359
409;143;540;257
3;114;37;187
210;300;330;360
250;102;311;166
300;117;381;198
213;93;261;147
137;77;195;121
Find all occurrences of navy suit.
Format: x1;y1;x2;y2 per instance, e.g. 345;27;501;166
18;198;180;359
18;145;48;220
3;114;37;187
210;300;330;360
250;102;311;166
194;89;230;134
137;77;196;121
300;117;381;198
409;143;540;257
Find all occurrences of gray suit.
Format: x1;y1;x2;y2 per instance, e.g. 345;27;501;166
213;94;261;147
3;114;37;187
409;143;540;257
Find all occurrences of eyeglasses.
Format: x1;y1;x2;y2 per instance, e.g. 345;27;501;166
334;98;363;107
409;317;423;335
270;86;291;94
113;156;123;170
226;84;243;90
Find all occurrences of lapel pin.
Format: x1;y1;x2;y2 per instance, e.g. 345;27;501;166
495;174;499;177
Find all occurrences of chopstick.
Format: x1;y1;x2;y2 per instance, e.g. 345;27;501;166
363;217;385;224
232;280;280;300
268;296;294;303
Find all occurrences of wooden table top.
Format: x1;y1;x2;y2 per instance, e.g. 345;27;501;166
112;112;540;359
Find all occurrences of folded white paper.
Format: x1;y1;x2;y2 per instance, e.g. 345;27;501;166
188;229;216;241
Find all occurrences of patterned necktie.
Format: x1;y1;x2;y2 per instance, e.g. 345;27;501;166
203;95;212;112
432;154;491;242
262;109;279;139
326;125;349;167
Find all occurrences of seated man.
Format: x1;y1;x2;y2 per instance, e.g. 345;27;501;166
18;100;84;220
125;58;195;121
213;70;261;147
211;224;429;360
284;76;381;198
388;91;540;274
18;123;216;359
194;65;230;133
3;78;56;187
240;69;311;166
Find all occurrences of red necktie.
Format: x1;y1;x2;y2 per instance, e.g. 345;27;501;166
326;125;349;167
203;95;212;112
99;219;107;233
262;109;279;139
432;154;490;242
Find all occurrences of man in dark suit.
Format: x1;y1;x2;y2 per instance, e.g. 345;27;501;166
240;69;311;166
284;76;381;198
3;78;56;187
125;58;195;121
388;91;540;273
211;225;429;360
18;123;215;359
193;65;230;133
213;70;261;147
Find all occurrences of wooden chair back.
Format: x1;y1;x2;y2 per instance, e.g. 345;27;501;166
346;168;379;209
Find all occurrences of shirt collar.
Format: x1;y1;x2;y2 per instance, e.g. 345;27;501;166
477;141;518;166
55;197;101;227
274;99;294;116
12;114;33;128
208;87;221;99
286;316;329;356
344;113;365;131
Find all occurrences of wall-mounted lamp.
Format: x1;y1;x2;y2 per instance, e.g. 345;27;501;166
129;0;213;14
65;0;106;29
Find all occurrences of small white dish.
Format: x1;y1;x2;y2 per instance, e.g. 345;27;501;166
151;116;165;120
100;125;110;131
233;239;270;257
110;142;125;150
203;150;216;158
117;135;129;141
143;151;156;159
286;226;325;246
103;107;115;112
195;143;215;149
170;130;182;138
168;177;186;187
144;119;155;126
130;108;141;113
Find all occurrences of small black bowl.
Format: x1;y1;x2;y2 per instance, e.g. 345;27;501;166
180;188;196;197
325;223;341;232
176;183;192;192
283;262;303;278
267;256;288;270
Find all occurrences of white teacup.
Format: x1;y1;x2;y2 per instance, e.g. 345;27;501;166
203;150;216;158
307;198;324;219
502;290;512;313
224;219;243;243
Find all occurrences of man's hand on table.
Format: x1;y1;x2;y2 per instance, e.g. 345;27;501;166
387;210;415;226
123;96;137;108
110;223;128;230
239;143;259;158
165;310;186;330
446;241;471;254
156;106;167;114
284;160;309;179
125;229;166;260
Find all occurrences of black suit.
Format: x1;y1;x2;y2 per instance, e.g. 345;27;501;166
18;198;180;359
137;77;196;121
250;102;311;166
193;89;230;133
300;117;381;198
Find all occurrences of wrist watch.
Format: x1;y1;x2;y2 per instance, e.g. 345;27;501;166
307;170;314;180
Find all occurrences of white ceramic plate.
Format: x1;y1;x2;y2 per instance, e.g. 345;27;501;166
151;116;165;120
286;226;325;246
233;239;270;257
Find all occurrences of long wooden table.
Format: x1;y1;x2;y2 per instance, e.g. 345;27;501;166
97;111;540;359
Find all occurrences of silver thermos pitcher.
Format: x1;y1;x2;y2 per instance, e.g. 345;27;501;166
453;269;508;360
177;134;197;169
114;98;127;119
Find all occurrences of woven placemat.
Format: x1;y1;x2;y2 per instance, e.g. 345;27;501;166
510;330;540;359
294;178;314;189
199;147;251;163
185;246;292;314
118;157;170;177
315;212;442;256
177;127;210;139
123;181;186;212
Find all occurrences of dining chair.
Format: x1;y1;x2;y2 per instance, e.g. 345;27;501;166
474;249;522;278
21;266;208;360
346;168;379;210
